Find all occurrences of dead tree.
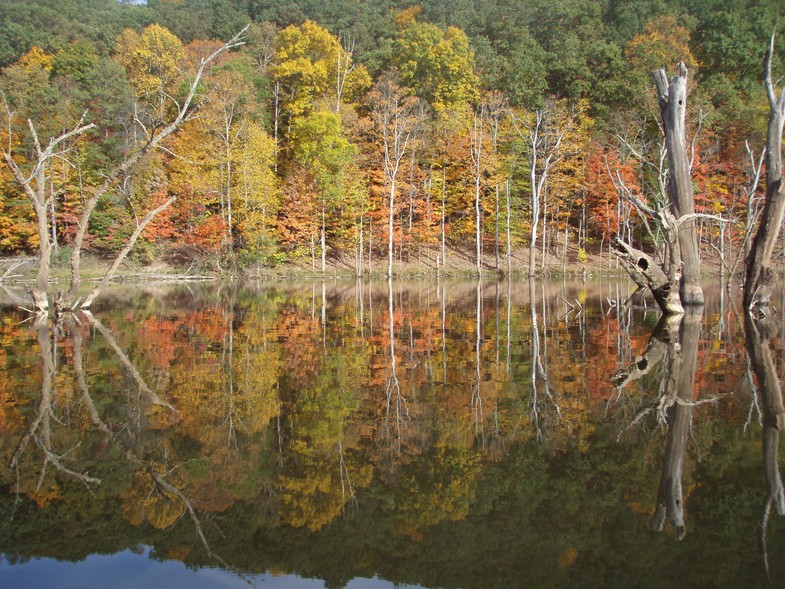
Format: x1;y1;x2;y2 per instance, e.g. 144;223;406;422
652;64;704;306
744;31;785;313
610;176;684;315
1;27;248;314
613;236;683;315
610;163;726;315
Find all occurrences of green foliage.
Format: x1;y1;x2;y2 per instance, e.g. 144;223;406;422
1;0;784;267
392;20;480;111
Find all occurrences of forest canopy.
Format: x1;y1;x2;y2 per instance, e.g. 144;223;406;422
1;0;783;274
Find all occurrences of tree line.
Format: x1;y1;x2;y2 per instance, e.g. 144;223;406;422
1;0;784;309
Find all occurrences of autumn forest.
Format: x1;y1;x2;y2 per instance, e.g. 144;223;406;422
2;0;784;278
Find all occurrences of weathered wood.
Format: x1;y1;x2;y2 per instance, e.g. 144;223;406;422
652;64;704;306
744;31;785;311
613;237;683;315
29;289;48;314
53;290;65;323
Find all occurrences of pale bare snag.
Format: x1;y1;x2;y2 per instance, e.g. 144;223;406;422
744;31;785;313
1;27;248;314
651;63;704;306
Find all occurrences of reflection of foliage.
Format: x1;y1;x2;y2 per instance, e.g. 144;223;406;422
0;281;781;589
393;446;482;536
121;470;185;530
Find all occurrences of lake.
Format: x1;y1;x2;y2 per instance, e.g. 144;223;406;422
0;278;783;589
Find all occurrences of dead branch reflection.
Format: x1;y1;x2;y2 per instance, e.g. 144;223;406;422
610;309;726;539
744;311;785;579
8;312;235;572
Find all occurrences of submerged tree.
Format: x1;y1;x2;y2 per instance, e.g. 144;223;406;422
743;31;785;313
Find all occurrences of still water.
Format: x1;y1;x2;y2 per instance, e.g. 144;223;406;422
0;278;783;589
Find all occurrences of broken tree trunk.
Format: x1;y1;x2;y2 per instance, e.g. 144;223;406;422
613;237;683;315
652;63;704;306
743;32;785;312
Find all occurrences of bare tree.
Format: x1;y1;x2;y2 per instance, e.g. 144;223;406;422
744;31;785;313
469;105;485;273
369;73;420;278
1;27;248;314
512;103;574;276
652;64;704;306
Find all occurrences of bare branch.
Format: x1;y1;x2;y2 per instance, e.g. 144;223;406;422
83;311;177;411
34;436;101;485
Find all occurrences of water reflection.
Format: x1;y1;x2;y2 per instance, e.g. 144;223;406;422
744;311;785;578
0;279;783;588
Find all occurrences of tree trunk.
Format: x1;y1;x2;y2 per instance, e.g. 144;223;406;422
652;64;704;306
388;177;395;278
441;164;446;272
506;178;511;276
321;202;326;273
744;33;785;311
494;185;500;270
613;237;683;315
33;165;51;312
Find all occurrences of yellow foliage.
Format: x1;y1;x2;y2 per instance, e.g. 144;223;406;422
271;20;371;119
625;15;698;74
394;6;423;30
31;481;60;508
115;24;185;102
144;488;186;530
18;47;53;73
120;469;185;530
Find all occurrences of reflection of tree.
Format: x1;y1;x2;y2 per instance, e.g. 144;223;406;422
743;312;785;577
612;310;718;539
2;282;784;587
649;311;700;540
472;278;484;440
385;277;409;452
7;313;235;566
529;278;561;440
10;317;101;497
